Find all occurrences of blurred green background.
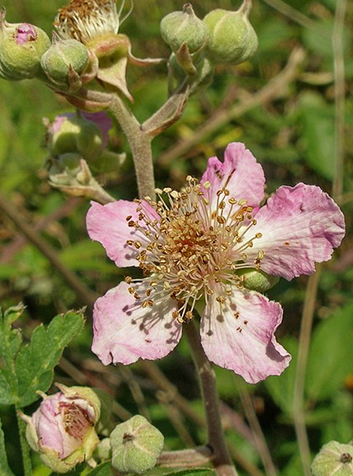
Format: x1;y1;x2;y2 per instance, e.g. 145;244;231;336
0;1;352;475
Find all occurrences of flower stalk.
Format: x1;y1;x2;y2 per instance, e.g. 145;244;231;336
109;93;155;199
184;320;238;476
16;408;33;476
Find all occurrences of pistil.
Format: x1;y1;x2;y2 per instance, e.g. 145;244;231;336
124;177;264;322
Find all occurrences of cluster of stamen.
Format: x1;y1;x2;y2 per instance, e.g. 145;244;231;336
55;0;119;44
125;177;265;323
59;402;93;440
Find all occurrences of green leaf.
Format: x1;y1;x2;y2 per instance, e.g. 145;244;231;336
298;92;335;180
0;417;15;476
85;462;112;476
15;310;85;407
306;303;353;402
163;469;214;476
0;304;24;405
264;337;298;414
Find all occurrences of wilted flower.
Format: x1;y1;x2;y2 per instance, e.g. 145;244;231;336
22;385;100;473
54;0;120;46
86;143;345;384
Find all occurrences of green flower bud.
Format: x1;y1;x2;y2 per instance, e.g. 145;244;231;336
0;8;51;81
237;269;279;293
94;438;112;461
160;3;209;54
311;441;353;476
46;112;107;162
203;0;258;65
110;415;164;474
40;35;89;91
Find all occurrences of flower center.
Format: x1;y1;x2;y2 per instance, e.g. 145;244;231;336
55;0;119;44
59;402;93;440
125;177;265;322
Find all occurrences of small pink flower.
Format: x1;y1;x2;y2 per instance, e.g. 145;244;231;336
23;385;100;473
87;143;345;384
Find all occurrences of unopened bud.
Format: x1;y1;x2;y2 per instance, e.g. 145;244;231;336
110;415;164;474
237;269;279;293
46;112;112;162
40;35;89;91
0;8;51;81
22;385;100;473
160;3;209;54
311;441;353;476
203;0;258;65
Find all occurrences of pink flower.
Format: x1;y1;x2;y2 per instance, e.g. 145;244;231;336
23;385;101;473
86;143;345;384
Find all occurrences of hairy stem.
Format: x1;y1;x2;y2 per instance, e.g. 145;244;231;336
184;321;238;476
157;446;213;468
16;409;32;476
109;94;155;199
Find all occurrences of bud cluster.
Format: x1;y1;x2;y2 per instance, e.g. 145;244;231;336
160;0;258;67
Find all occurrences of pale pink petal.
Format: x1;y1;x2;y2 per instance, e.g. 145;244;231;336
246;183;345;280
200;143;265;207
92;282;182;365
33;394;80;458
86;200;159;268
200;288;290;384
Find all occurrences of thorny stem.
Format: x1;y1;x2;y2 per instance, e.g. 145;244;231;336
184;321;238;476
109;94;155;199
16;408;33;476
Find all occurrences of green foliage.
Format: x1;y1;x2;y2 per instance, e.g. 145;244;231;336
306;303;353;402
297;92;335;180
264;337;299;415
0;417;15;476
162;469;214;476
85;462;112;476
0;305;85;407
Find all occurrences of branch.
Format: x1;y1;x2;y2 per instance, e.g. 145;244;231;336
157;446;213;468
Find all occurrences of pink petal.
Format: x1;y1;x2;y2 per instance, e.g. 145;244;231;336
86;200;158;268
247;183;345;280
200;143;265;207
200;289;290;384
92;282;182;365
16;23;37;44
